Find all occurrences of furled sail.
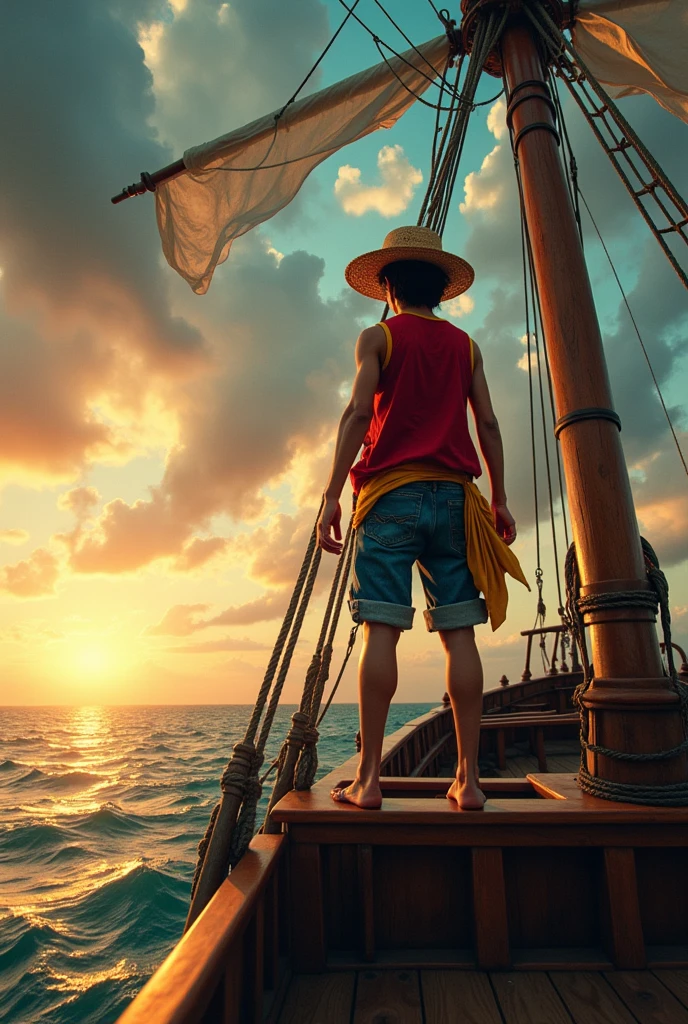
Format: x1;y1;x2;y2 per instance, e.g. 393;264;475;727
574;0;688;124
155;35;450;295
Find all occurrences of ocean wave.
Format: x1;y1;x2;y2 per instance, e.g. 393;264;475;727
64;863;190;955
71;804;149;838
3;735;46;746
0;821;75;857
0;758;29;773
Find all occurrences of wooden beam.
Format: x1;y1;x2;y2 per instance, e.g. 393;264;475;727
357;844;375;962
472;848;510;969
603;848;646;969
289;843;326;972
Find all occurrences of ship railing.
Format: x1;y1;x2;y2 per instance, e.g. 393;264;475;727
117;834;287;1024
519;624;581;682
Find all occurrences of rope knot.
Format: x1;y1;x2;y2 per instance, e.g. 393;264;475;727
303;725;320;746
286;711;309;747
220;741;256;797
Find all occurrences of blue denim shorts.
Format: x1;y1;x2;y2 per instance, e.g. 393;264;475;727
349;481;488;632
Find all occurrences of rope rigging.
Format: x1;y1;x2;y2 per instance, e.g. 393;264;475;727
576;186;688;481
524;0;688;292
185;0;688;923
513;106;571;668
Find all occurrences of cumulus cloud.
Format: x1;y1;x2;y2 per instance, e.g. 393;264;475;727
144;603;210;637
632;434;688;567
335;145;423;217
0;1;212;488
0;529;29;546
167;636;271;654
173;536;228;572
0;0;372;588
138;0;330;155
203;592;290;627
57;486;101;520
0;549;60;598
444;294;475;319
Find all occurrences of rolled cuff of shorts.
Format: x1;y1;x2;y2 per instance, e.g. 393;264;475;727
423;598;488;632
349;598;415;630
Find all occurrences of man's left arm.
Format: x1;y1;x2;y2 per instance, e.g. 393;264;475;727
318;325;384;554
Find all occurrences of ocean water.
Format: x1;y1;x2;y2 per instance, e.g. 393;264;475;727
0;703;433;1024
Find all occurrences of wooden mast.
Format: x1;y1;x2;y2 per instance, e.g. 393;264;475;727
490;2;687;793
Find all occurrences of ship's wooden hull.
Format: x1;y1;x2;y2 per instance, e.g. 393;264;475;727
117;677;688;1023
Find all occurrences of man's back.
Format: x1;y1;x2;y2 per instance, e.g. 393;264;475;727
351;311;480;495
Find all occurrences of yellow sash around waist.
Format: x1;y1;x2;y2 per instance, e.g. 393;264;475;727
352;463;530;631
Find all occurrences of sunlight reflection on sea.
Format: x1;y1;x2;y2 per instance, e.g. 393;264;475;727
0;703;432;1023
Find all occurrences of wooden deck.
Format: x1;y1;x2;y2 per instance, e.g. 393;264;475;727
277;967;688;1023
492;739;581;778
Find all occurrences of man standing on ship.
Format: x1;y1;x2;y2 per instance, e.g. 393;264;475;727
317;226;528;810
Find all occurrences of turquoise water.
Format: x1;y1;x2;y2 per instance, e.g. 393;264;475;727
0;704;433;1023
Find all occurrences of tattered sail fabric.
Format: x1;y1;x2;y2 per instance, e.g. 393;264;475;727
155;35;450;295
574;0;688;124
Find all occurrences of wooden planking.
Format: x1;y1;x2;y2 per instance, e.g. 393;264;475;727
324;843;359;951
353;969;423;1024
605;971;688;1023
635;848;688;946
490;972;573;1024
654;972;688;1011
373;845;473;950
472;848;510;969
277;973;355;1024
357;844;375;962
289;843;325;972
503;846;601;949
603;848;646;969
421;971;503;1024
549;971;638;1024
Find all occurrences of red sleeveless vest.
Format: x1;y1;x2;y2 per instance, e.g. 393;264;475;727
350;312;481;495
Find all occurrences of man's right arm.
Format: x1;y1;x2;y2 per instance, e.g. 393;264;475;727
468;341;517;545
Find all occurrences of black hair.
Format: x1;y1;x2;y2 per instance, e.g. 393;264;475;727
378;259;450;310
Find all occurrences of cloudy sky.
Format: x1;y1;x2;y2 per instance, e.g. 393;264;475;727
1;0;686;705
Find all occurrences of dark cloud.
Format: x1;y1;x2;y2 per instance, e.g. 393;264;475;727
141;0;330;154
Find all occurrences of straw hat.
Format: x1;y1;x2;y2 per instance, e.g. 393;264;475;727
344;225;474;302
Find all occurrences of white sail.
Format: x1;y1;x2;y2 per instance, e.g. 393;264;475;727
574;0;688;123
155;35;450;295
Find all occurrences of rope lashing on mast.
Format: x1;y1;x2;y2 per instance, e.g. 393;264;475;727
564;540;688;806
523;0;688;293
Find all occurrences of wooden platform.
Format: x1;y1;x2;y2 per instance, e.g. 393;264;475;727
271;774;688;973
277;968;688;1023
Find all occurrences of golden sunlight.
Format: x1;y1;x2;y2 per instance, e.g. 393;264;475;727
65;639;123;681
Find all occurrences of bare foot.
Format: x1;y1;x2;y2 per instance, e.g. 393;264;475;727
331;779;382;809
447;777;486;810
